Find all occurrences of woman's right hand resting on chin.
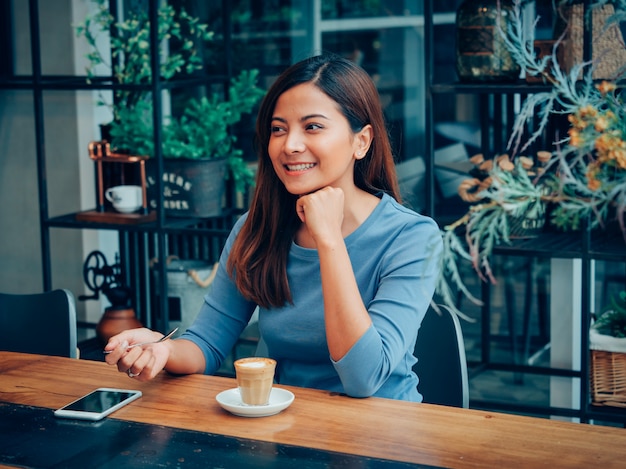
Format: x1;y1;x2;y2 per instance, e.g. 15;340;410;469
104;328;205;381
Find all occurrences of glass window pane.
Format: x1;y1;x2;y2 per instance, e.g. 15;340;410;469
322;1;421;19
322;25;424;162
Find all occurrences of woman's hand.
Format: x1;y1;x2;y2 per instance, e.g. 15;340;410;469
104;328;172;381
296;186;344;247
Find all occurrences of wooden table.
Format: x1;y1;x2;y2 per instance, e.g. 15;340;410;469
1;351;625;468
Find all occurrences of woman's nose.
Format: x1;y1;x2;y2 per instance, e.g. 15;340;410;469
283;130;306;154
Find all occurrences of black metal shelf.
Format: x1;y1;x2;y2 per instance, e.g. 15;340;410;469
430;80;553;95
587;405;626;424
492;229;626;262
492;231;585;259
9;0;238;333
438;222;626;262
424;0;626;424
0;73;229;91
46;211;240;237
469;360;582;379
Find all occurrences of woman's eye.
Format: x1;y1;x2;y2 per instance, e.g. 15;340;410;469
271;125;285;134
306;123;323;131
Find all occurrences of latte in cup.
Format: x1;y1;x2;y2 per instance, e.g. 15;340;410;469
234;357;276;406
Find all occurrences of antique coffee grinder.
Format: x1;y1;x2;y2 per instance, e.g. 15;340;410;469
80;250;142;344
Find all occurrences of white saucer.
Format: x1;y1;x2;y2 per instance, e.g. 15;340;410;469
216;387;295;417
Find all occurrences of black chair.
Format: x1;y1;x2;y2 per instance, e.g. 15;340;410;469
414;306;469;408
0;289;78;358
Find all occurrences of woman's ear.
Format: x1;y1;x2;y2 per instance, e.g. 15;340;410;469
355;124;373;160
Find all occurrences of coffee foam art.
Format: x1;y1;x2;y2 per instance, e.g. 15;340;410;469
239;360;268;368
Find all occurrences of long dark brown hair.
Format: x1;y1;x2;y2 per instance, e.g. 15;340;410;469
227;53;401;308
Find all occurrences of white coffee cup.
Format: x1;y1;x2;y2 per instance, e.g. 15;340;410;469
105;185;143;214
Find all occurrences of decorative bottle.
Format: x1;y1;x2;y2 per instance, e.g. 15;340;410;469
455;0;520;82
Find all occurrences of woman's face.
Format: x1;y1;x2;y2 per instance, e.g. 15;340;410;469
268;83;369;196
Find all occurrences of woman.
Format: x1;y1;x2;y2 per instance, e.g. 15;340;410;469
105;53;443;402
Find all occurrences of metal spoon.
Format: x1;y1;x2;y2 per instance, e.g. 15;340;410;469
103;327;179;354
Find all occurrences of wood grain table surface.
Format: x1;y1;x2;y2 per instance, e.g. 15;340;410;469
1;351;625;468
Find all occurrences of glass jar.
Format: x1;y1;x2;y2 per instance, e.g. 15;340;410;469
455;0;520;82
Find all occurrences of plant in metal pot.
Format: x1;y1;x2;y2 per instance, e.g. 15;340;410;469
108;69;264;192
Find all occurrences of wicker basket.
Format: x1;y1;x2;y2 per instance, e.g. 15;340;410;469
590;350;626;408
558;4;626;80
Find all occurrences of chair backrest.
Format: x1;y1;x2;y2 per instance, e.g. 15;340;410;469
413;306;469;408
0;289;78;358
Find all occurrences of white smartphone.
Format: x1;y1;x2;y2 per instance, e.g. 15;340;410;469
54;387;142;421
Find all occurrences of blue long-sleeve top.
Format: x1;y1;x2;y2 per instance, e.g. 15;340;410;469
181;193;443;401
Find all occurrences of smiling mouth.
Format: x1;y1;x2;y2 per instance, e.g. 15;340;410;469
285;163;316;171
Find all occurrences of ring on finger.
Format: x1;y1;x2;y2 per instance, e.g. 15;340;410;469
127;369;140;378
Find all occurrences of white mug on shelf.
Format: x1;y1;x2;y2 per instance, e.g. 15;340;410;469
105;185;143;214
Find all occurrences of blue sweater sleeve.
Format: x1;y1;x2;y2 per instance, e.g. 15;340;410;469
180;215;257;374
331;209;443;399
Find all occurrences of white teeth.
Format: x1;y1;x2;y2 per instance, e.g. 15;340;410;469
286;163;315;171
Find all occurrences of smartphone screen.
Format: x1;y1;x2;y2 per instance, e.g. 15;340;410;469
54;388;142;421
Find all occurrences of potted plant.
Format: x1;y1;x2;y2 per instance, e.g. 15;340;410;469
436;150;554;320
75;0;265;217
592;291;626;340
435;0;626;317
590;290;626;407
110;70;264;217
